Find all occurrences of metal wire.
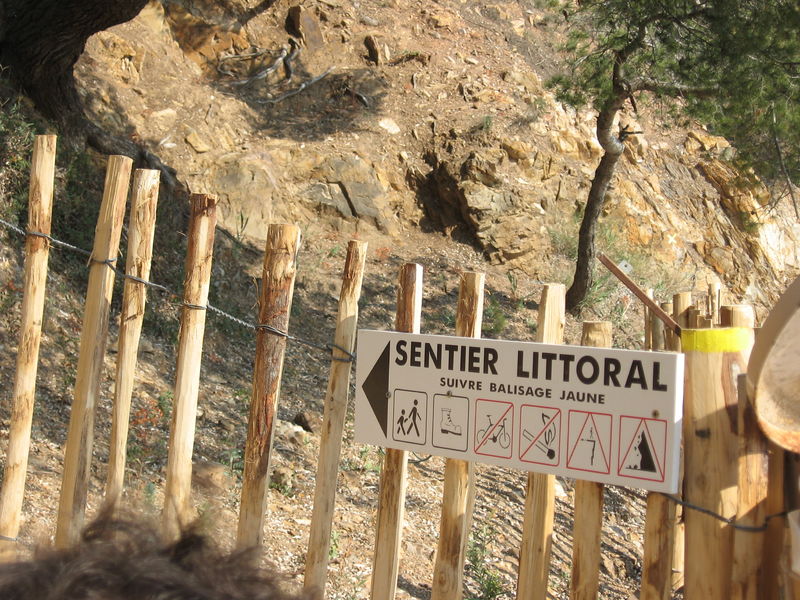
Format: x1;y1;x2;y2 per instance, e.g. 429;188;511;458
0;218;355;364
658;493;786;532
0;218;786;532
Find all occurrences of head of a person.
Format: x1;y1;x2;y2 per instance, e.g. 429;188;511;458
0;511;314;600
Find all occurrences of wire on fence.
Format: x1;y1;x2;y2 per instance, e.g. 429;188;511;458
658;493;786;532
0;217;355;364
0;217;785;534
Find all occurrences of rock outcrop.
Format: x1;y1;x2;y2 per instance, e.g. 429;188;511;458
75;0;799;309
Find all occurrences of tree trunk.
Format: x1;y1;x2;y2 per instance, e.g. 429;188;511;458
0;0;148;123
565;97;626;312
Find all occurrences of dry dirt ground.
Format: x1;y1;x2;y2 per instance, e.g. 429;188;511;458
0;215;652;600
0;0;711;598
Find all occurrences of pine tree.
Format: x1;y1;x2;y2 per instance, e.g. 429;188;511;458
550;0;800;311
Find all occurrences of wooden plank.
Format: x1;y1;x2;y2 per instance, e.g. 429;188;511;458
162;194;218;540
56;155;132;547
431;272;485;600
0;135;57;560
105;169;160;506
304;240;368;595
731;374;768;600
517;283;565;600
596;253;680;337
236;224;301;548
682;328;754;599
744;278;800;593
370;263;423;600
569;321;611;600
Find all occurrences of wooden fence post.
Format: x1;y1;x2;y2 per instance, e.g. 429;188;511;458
669;291;692;588
708;282;721;326
731;374;768;600
516;283;565;600
431;272;485;600
672;292;692;352
162;194;218;540
304;240;368;595
105;169;160;506
762;444;786;598
370;263;423;600
640;298;683;599
644;289;654;350
720;305;756;329
0;135;57;559
569;321;611;600
661;302;674;353
236;224;301;549
651;302;667;352
55;155;132;548
682;327;753;599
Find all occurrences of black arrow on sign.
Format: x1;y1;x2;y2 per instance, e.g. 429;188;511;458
362;342;391;437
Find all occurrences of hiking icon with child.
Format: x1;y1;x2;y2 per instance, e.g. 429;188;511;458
393;394;425;441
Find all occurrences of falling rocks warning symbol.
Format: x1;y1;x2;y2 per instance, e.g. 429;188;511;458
635;432;657;472
362;342;391;436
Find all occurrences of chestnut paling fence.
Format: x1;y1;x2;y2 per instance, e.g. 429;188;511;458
0;135;790;599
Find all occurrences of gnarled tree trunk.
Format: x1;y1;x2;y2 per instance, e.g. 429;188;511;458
565;96;626;312
0;0;148;123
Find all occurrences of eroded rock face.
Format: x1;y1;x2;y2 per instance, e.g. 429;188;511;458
420;121;798;301
75;0;798;308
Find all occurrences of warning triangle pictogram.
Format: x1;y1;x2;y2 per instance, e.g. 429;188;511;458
618;418;665;482
567;411;611;474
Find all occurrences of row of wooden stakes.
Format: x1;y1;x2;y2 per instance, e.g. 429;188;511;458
0;134;791;600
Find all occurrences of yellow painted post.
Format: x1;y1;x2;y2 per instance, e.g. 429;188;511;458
682;328;754;599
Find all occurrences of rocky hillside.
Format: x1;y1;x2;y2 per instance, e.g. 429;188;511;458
0;1;798;599
77;0;799;313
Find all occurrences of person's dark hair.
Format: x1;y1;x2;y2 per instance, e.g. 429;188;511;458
0;511;313;600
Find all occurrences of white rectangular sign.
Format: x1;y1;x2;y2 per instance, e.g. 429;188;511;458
354;330;684;493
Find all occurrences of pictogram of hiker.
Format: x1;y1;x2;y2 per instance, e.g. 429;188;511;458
406;399;421;436
396;409;407;435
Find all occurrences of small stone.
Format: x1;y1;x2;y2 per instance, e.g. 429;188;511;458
601;555;617;577
287;6;325;52
293;410;322;433
186;131;211;153
428;12;454;29
192;460;234;492
271;466;294;490
379;118;401;135
501;139;532;161
553;478;569;499
364;35;381;64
